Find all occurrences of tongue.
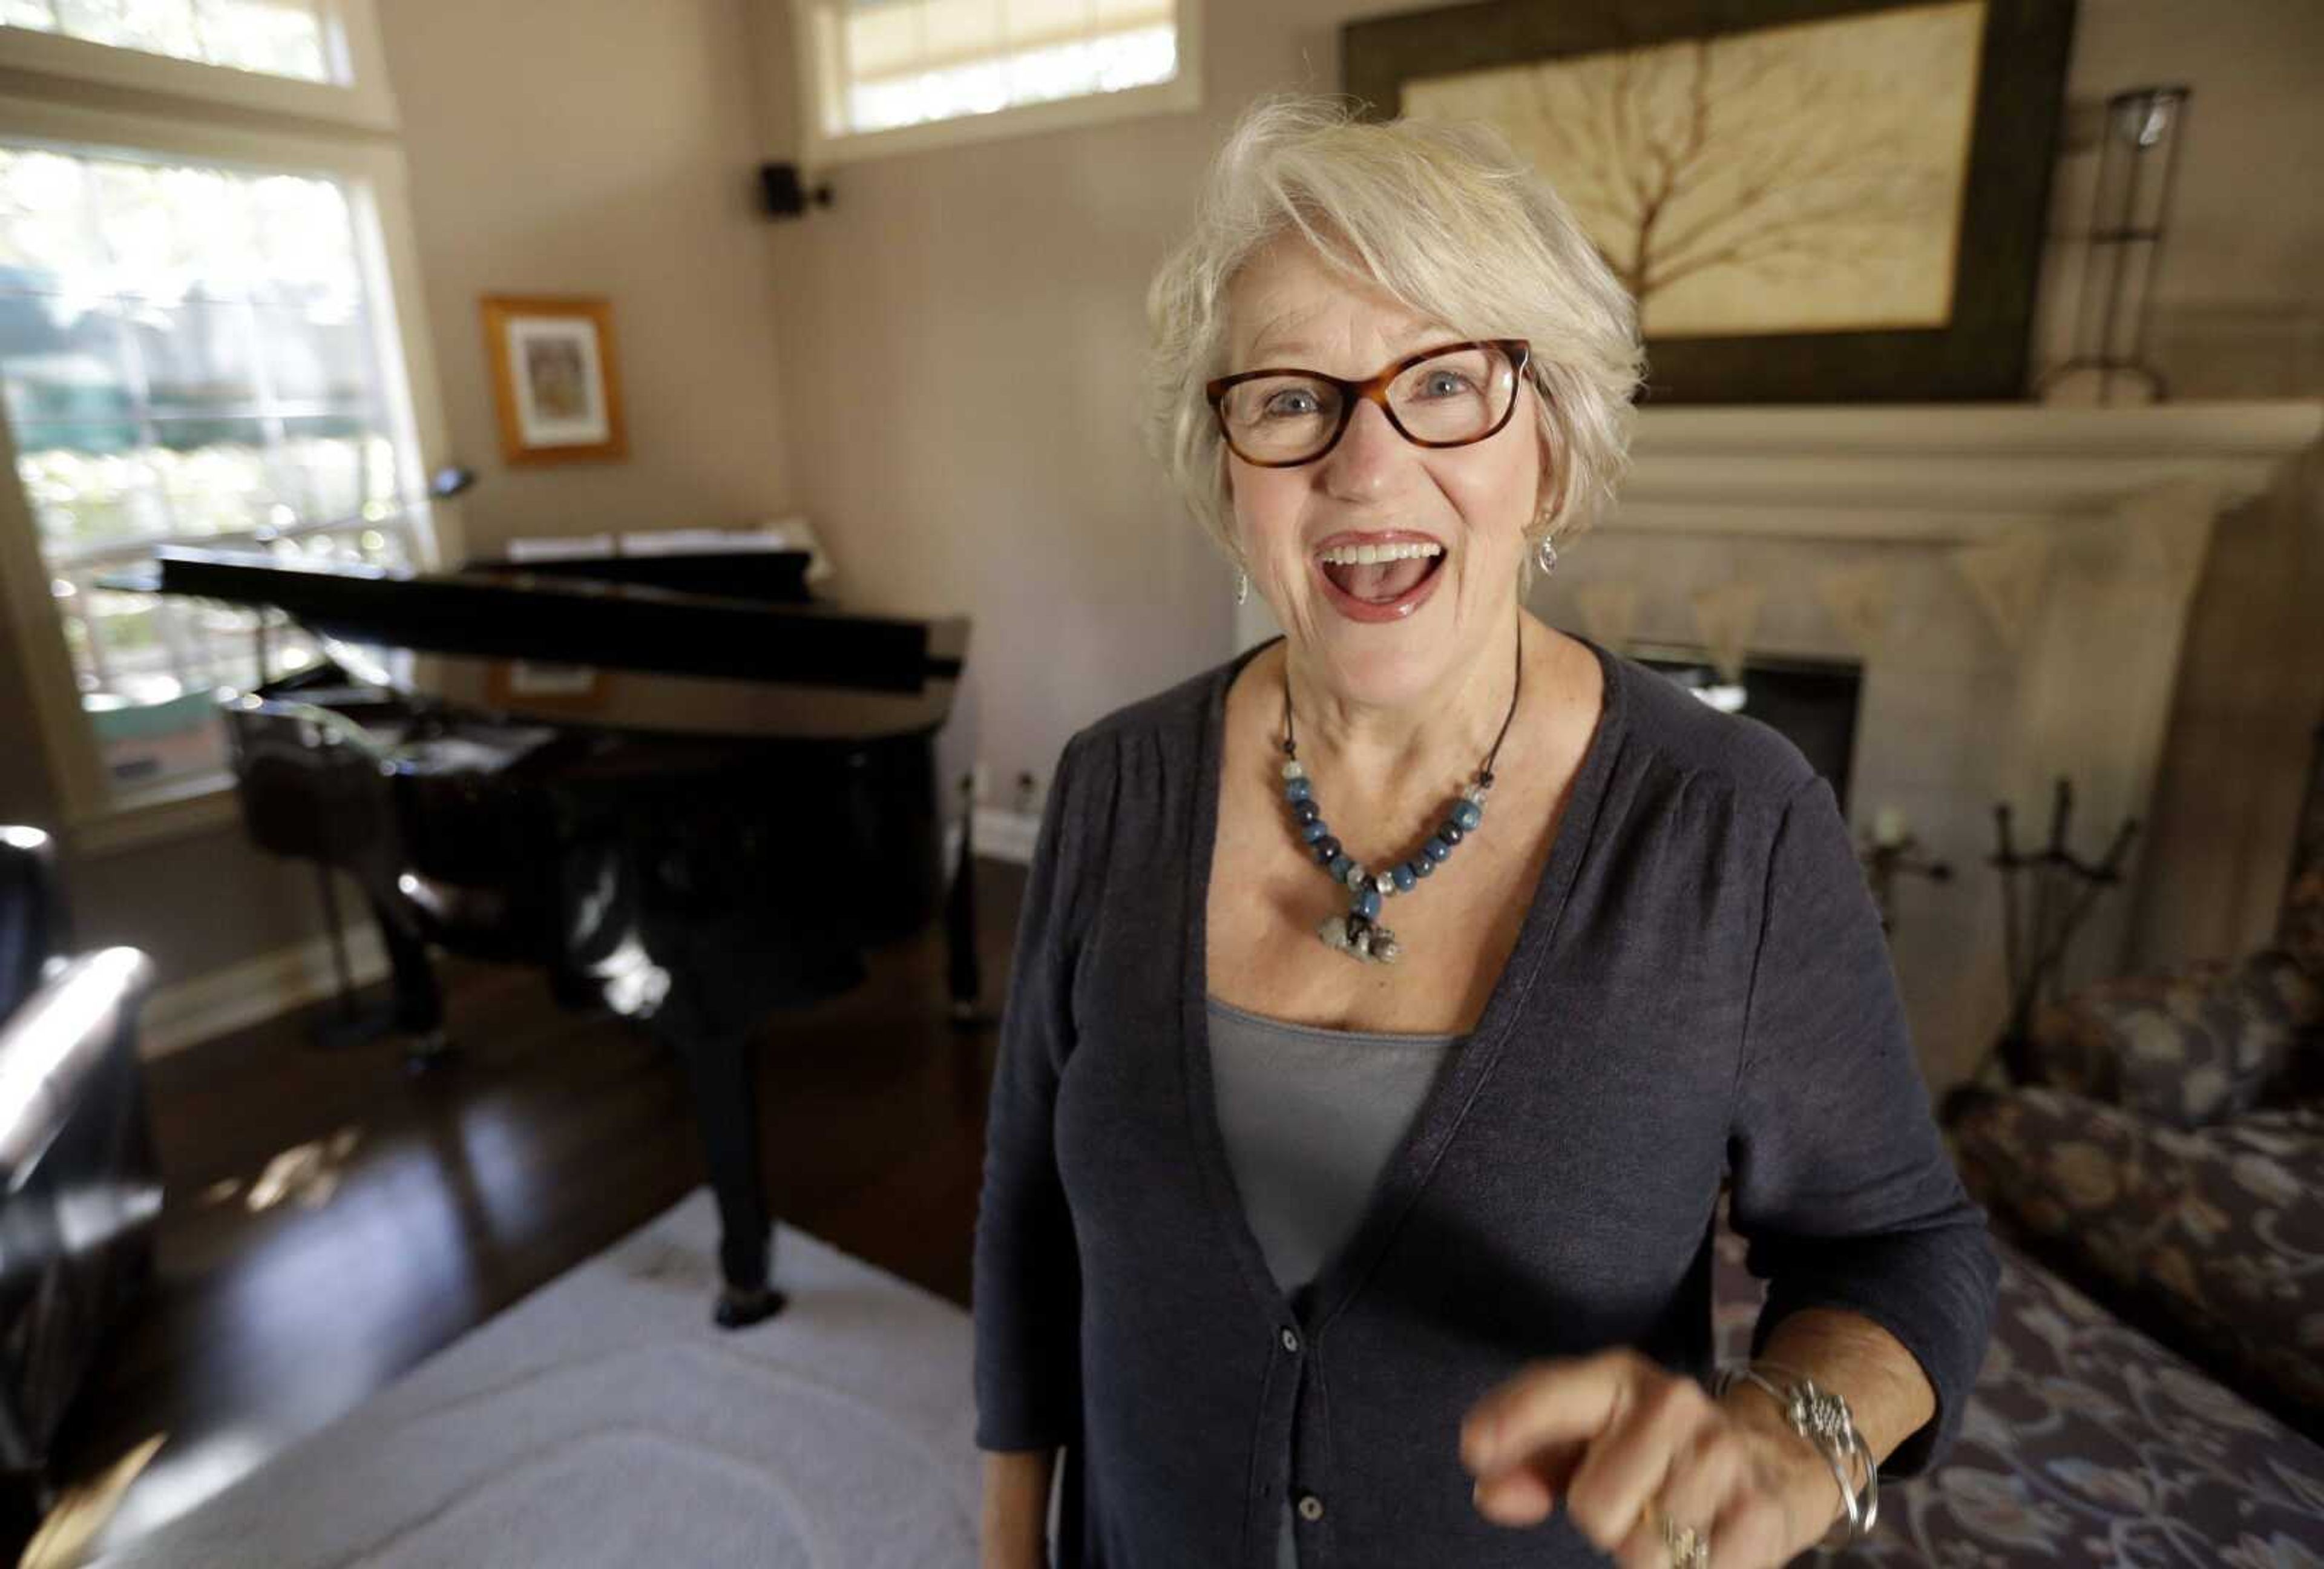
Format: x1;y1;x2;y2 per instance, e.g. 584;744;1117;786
1324;555;1433;603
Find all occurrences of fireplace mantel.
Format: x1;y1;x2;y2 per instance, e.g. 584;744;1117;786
1616;400;2324;540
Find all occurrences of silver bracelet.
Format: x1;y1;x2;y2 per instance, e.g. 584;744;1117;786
1713;1360;1879;1549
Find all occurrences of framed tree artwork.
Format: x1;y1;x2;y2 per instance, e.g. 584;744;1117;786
480;295;629;463
1343;0;2076;403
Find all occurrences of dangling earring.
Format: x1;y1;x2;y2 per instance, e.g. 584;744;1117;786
1235;568;1250;606
1536;534;1559;577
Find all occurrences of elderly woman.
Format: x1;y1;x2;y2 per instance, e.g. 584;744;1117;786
974;96;1998;1569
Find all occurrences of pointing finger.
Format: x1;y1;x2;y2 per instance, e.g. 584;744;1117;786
1462;1349;1641;1476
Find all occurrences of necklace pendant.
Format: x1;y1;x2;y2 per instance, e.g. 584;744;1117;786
1316;914;1357;957
1316;913;1401;965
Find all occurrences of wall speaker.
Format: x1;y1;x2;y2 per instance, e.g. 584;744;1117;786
760;162;834;220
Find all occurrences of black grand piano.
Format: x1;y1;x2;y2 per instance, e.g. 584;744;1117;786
114;542;970;1329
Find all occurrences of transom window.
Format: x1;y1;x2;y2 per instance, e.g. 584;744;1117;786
0;0;338;84
794;0;1200;162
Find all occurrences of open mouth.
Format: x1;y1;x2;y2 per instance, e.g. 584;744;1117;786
1311;533;1446;621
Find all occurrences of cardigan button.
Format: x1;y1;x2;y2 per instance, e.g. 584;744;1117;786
1296;1493;1325;1522
1279;1326;1301;1354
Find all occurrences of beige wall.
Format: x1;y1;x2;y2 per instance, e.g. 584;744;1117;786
2034;0;2324;399
0;0;796;984
386;0;795;559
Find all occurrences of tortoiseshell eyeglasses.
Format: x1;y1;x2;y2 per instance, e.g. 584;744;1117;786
1204;339;1532;468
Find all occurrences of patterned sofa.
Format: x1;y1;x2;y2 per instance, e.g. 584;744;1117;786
1943;723;2324;1449
1708;1203;2324;1565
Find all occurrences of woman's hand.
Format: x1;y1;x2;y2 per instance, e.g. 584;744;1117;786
1460;1347;1843;1568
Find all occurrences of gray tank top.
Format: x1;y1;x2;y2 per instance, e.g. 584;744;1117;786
1204;995;1465;1569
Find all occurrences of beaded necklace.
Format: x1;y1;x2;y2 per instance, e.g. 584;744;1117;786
1278;620;1523;964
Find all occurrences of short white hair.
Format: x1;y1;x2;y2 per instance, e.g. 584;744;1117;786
1144;93;1645;572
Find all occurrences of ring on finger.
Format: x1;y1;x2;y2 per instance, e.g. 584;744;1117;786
1655;1504;1712;1569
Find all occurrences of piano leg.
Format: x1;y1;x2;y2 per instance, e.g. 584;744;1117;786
944;780;991;1031
369;893;461;1075
309;867;399;1053
675;1025;789;1329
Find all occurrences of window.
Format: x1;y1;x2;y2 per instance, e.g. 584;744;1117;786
1;142;416;791
1;0;335;84
0;0;447;841
792;0;1201;164
0;1;395;128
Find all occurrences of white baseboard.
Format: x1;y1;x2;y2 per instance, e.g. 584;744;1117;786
143;923;388;1059
971;806;1040;865
942;807;1040;870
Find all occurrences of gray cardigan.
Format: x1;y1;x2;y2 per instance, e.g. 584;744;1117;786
973;633;2001;1568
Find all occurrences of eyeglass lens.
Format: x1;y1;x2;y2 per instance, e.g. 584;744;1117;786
1217;344;1518;464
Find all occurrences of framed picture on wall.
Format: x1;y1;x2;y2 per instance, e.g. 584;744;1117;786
479;295;629;463
1342;0;2076;403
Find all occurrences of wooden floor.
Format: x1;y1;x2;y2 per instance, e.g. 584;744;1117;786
33;858;1028;1565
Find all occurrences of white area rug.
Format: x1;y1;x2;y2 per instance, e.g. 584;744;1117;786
100;1189;982;1567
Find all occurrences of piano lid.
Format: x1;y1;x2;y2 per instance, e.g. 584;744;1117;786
113;546;966;696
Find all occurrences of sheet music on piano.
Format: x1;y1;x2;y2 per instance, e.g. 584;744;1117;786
510;516;836;586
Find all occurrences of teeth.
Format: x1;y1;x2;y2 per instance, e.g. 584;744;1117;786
1315;540;1445;566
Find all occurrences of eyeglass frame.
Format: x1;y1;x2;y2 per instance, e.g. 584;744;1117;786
1204;338;1535;469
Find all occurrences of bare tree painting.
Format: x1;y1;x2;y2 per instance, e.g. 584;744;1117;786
1402;0;1988;338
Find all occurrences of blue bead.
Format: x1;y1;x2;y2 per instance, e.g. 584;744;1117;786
1300;819;1330;844
1312;835;1341;864
1440;820;1465;846
1293;798;1321;824
1327;854;1354;882
1423;837;1450;863
1284;777;1311;803
1391;864;1416;892
1353;886;1382;919
1411;855;1435;878
1452;799;1482;831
